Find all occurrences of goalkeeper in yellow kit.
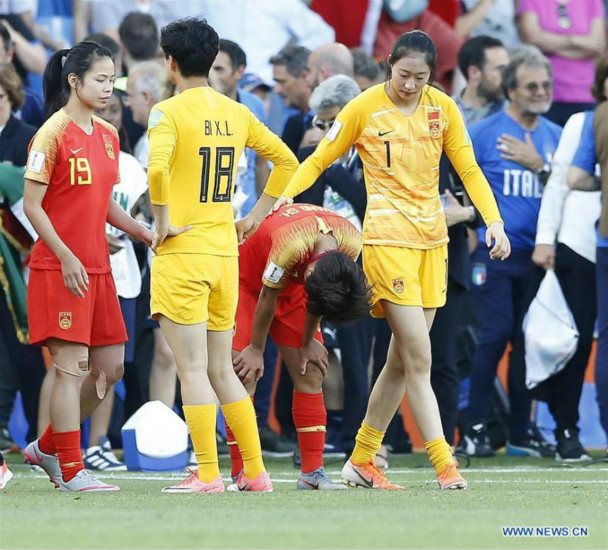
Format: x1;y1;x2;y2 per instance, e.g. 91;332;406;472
275;31;511;490
148;18;298;494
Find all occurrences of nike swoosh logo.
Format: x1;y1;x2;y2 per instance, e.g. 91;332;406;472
70;147;83;154
378;130;393;137
353;468;373;487
300;479;318;489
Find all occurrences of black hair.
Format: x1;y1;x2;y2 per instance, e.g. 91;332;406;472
387;30;437;81
43;41;114;115
457;35;504;80
160;17;218;78
117;124;132;154
85;33;121;61
0;21;11;52
351;47;380;82
219;39;246;71
592;55;608;102
304;252;372;326
269;45;311;78
119;12;159;61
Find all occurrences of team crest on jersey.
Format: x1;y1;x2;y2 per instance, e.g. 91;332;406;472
392;278;404;294
59;312;72;330
427;110;441;138
105;143;115;159
102;134;115;159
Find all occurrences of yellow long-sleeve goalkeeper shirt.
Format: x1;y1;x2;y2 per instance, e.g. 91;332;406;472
148;86;298;256
282;83;503;249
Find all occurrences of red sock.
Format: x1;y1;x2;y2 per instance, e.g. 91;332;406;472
39;424;56;455
225;423;243;478
293;391;326;474
54;430;83;482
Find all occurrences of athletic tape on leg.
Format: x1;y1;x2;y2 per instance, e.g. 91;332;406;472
90;363;125;399
53;358;90;378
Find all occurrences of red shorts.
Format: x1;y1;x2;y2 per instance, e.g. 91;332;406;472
28;269;127;347
233;285;323;351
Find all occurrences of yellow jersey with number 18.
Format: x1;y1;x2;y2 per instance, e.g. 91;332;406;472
148;86;298;257
282;83;502;250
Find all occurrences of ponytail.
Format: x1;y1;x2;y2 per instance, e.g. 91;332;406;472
42;41;114;116
43;48;70;115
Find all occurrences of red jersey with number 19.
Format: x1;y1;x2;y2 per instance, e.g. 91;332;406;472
24;109;120;273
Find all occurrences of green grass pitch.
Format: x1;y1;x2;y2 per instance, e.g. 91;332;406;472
1;454;607;549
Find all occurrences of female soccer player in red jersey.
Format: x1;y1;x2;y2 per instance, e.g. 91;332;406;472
275;31;511;490
21;42;163;492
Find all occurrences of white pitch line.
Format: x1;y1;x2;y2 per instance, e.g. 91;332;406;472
12;473;608;485
12;466;608;477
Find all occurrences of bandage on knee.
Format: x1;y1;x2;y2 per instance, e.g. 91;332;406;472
53;358;90;378
90;362;125;400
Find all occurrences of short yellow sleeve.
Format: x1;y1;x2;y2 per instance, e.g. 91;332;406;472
443;97;502;227
147;106;177;206
281;99;364;199
24;116;67;185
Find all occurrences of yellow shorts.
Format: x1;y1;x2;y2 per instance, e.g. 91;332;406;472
151;253;238;330
362;244;448;317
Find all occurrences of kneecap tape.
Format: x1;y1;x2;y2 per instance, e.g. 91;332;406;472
53;359;90;378
90;362;125;400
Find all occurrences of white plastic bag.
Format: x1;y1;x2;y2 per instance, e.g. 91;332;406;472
523;270;579;390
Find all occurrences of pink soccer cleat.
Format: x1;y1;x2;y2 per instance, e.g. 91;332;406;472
161;470;225;494
227;471;273;493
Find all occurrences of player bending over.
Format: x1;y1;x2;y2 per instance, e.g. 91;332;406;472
229;203;371;490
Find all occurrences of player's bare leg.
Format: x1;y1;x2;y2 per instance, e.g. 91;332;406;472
279;345;346;490
158;317;224;493
385;304;466;489
342;336;405;489
208;331;271;492
149;327;177;407
344;303;466;490
25;340;121;491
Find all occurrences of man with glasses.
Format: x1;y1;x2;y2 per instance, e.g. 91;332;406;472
462;46;562;458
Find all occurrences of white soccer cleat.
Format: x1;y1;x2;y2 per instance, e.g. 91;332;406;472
341;459;404;490
58;469;120;492
0;461;13;489
24;439;63;488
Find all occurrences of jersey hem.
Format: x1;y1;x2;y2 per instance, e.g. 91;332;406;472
362;238;449;249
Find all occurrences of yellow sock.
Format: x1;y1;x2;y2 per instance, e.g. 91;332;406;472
351;422;385;465
221;398;265;479
424;436;453;475
183;404;219;483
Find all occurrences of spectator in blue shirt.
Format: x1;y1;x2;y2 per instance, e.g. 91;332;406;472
463;46;561;458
